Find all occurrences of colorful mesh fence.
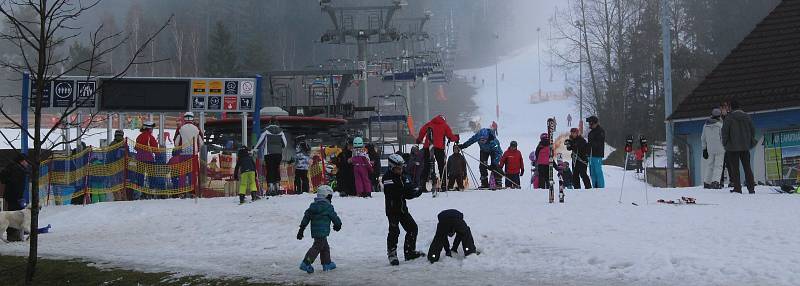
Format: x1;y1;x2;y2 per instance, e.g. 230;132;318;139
40;139;199;205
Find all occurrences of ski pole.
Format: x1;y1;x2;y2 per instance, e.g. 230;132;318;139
461;150;521;189
619;154;628;203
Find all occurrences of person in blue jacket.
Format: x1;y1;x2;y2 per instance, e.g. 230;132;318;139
458;128;503;188
297;185;342;273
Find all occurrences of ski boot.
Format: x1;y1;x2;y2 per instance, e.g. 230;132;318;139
322;262;337;271
388;248;400;266
404;250;426;261
238;194;246;205
299;260;314;273
251;191;261;202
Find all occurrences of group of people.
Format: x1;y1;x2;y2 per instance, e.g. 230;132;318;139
296;152;479;273
700;99;757;194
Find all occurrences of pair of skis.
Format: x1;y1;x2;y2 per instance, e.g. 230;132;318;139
547;118;565;204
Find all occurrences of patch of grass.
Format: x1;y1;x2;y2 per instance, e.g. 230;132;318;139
0;255;289;286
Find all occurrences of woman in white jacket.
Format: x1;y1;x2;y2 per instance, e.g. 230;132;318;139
701;108;725;189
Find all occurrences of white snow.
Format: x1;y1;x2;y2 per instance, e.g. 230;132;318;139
3;44;799;286
4;171;799;286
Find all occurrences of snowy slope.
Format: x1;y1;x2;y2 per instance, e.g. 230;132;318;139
456;44;576;187
4;178;799;286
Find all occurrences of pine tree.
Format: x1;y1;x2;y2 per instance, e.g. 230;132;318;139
206;21;237;77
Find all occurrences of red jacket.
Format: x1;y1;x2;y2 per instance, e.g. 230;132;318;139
416;115;459;149
135;129;158;162
635;148;644;161
499;148;525;175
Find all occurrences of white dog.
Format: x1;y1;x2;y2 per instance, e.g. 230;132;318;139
0;205;31;242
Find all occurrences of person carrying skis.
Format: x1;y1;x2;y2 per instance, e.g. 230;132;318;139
530;133;552;189
297;185;342;273
586;116;606;188
427;209;478;264
701;108;725;189
255;124;287;195
566;128;592;189
383;154;425;266
416;115;460;190
446;145;468;191
292;136;312;194
499;141;524;189
233;147;261;204
351;137;373;197
459;128;503;189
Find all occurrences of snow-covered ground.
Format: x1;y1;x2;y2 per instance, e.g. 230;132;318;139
4;172;799;286
4;44;800;286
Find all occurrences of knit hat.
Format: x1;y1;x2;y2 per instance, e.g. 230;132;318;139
316;185;333;199
510;141;518;147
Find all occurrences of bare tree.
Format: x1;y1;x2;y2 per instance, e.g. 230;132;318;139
0;0;171;283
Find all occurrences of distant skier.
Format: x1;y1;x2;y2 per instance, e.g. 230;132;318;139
405;146;425;189
427;209;478;264
446;145;468;191
255;124;287;195
233;147;261;204
383;154;425;265
586;116;606;188
335;140;355;196
297;185;342;273
174;112;203;154
459;128;503;189
416;115;460;191
293;135;311;194
701;108;725;189
530;133;552;189
499;141;524;189
351;137;373;198
566;128;592;189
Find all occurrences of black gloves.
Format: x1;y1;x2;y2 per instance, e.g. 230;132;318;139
297;228;304;240
703;149;708;160
333;224;341;232
457;144;465;150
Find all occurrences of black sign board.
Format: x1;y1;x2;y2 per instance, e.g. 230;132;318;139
99;79;190;112
29;79;52;108
53;80;74;107
208;96;222;110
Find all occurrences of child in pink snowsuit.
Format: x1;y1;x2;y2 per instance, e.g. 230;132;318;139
351;137;373;197
532;133;552;189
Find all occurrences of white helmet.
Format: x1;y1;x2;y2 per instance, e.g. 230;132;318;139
142;121;155;128
184;112;195;119
316;185;333;198
388;153;405;168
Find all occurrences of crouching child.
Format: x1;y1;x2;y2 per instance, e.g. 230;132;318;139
297;185;342;273
428;209;479;263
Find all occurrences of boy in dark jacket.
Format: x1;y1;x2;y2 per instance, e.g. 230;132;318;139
297;185;342;273
446;145;468;191
384;154;425;266
427;209;478;263
233;147;260;204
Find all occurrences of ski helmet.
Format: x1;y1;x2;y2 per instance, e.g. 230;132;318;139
183;112;195;119
388;153;405;169
316;185;333;198
510;141;518;148
540;133;549;141
353;136;365;148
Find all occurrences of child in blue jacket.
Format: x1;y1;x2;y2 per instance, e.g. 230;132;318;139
297;185;342;273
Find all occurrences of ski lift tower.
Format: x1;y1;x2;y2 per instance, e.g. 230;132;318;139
319;0;404;111
395;12;433;120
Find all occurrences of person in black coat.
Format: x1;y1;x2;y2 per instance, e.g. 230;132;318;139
427;209;478;263
335;141;356;196
383;154;424;266
586;116;606;188
1;153;30;241
566;128;592;189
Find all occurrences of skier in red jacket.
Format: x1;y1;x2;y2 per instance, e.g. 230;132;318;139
416;115;459;190
499;141;524;189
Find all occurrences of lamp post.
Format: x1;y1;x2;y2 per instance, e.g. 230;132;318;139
537;27;542;103
494;32;500;123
